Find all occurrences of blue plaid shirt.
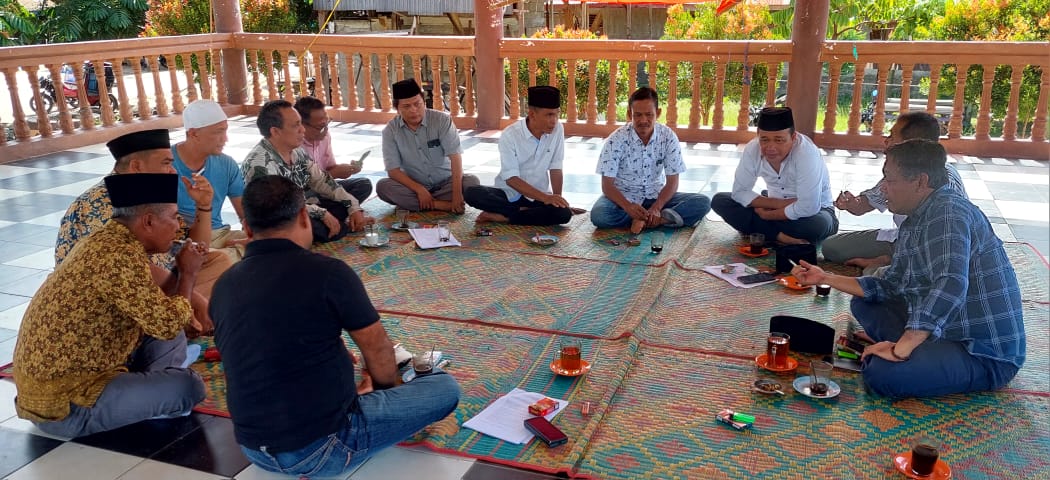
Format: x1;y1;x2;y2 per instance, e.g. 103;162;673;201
858;186;1026;367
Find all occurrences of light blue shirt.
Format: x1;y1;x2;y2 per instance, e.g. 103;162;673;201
596;123;685;205
172;148;245;229
730;133;833;220
496;118;564;201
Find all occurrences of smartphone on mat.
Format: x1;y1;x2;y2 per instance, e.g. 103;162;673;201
524;416;568;447
738;273;777;285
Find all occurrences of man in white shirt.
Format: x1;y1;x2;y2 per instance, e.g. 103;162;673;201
590;87;711;234
711;107;837;245
293;96;373;203
465;86;574;225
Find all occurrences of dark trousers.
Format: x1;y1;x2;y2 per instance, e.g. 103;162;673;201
711;192;839;244
310;198;350;243
337;177;373;204
464;186;572;226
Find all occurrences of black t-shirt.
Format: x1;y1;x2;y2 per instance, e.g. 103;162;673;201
210;238;379;452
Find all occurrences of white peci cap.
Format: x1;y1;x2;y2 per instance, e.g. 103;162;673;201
183;100;227;129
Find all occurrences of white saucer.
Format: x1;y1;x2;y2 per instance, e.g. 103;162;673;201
792;376;841;398
390;221;419;231
359;238;389;248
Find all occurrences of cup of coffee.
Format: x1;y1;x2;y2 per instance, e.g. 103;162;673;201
395;208;409;228
749;233;765;254
437;220;451;242
412;353;434;376
816;284;832;297
909;438;940;476
766;332;791;369
559;337;582;372
809;360;833;396
650;234;664;254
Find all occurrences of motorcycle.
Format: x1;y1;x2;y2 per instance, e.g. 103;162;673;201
30;61;117;114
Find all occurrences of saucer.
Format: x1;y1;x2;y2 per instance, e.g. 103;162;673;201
532;234;559;246
778;276;811;291
550;358;591;377
792;376;842;398
390;221;419;231
738;245;769;257
893;452;952;479
754;353;798;373
359;238;389;248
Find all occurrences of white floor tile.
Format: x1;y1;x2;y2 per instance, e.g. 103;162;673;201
976;170;1049;185
50;159;116;175
0;221;12;229
0;166;39;181
21;211;66;228
0;303;27;331
116;460;227;480
5;443;143;480
992;223;1018;242
348;447;474;480
995;200;1050;222
961;178;993;200
0;379;17;424
233;463;355;480
39;177;104;197
0;189;31;202
0;416;73;442
2;250;55;270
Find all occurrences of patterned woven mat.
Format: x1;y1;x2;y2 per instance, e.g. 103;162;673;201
578;345;1050;480
361;199;697;266
356;247;667;338
1003;242;1050;303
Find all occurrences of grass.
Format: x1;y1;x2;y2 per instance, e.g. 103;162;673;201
605;98;852;132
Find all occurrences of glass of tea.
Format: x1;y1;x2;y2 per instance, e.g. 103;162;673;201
910;438;940;476
766;332;791;369
749;233;766;254
650;234;664;254
559;337;582;372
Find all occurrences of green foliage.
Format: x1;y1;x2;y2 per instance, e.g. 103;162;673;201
771;0;946;40
143;0;211;36
0;0;39;45
42;0;149;43
241;0;297;34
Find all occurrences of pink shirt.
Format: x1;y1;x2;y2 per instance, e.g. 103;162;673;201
299;132;336;170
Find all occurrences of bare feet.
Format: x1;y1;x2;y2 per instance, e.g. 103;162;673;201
630;219;646;234
475;211;508;223
844;255;891;269
776;232;810;245
570;207;588;215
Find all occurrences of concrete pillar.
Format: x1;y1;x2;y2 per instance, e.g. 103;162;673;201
213;0;248;105
785;0;829;137
474;0;505;129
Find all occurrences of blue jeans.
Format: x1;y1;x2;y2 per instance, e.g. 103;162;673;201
590;192;711;229
851;298;1018;398
241;371;460;478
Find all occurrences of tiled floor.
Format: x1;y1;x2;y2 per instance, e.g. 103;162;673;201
0;117;1046;479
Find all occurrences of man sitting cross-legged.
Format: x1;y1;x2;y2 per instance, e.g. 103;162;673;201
465;85;575;226
590;86;711;233
792;140;1025;398
210;175;461;478
377;78;480;213
14;173;207;438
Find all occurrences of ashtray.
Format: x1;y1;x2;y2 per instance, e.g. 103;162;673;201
476;228;493;236
531;234;558;246
752;379;785;395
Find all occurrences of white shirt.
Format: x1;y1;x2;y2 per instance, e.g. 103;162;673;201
730;133;833;220
496;118;564;201
596;123;686;205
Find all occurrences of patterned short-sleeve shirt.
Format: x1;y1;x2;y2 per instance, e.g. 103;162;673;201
596;123;685;205
241;138;359;219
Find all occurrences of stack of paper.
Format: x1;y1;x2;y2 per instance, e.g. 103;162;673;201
463;388;569;444
409;228;461;249
702;263;777;288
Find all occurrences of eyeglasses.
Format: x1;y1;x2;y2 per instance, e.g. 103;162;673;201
305;122;329;133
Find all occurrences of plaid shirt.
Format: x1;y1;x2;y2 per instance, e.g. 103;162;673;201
861;163;967;241
858;186;1026;367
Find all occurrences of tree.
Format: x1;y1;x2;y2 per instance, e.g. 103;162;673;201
0;0;39;46
41;0;149;43
770;0;946;40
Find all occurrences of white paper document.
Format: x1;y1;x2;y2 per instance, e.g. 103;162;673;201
409;228;462;249
462;388;569;444
703;263;777;288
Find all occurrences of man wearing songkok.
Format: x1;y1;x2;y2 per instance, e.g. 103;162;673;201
14;173;207;438
241;100;373;243
211;175;460;478
55;129;229;334
591;86;711;233
174;99;248;262
294;96;373;203
711;107;837;245
792;140;1024;398
823;111;967;275
465;85;574;225
377;78;480;212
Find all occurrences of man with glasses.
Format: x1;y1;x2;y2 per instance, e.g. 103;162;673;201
242;100;373;243
377;79;479;213
294;96;373;204
824;112;966;276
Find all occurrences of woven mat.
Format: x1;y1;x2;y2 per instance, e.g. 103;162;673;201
362;199;697;266
578;345;1050;480
356;247;666;338
1003;242;1050;303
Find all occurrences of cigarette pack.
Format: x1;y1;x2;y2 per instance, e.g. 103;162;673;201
528;397;560;417
716;409;751;431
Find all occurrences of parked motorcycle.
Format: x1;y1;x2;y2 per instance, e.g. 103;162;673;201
30;61;117;114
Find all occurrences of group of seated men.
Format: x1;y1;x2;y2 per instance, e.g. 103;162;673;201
9;78;1025;478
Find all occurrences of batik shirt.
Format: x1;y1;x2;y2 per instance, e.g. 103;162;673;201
241;139;360;220
596;122;686;205
15;221;193;422
860;163;967;242
858;186;1026;367
55;179;187;269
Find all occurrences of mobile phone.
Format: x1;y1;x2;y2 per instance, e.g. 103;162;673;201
352;150;370;168
738;273;777;285
524;416;568;447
